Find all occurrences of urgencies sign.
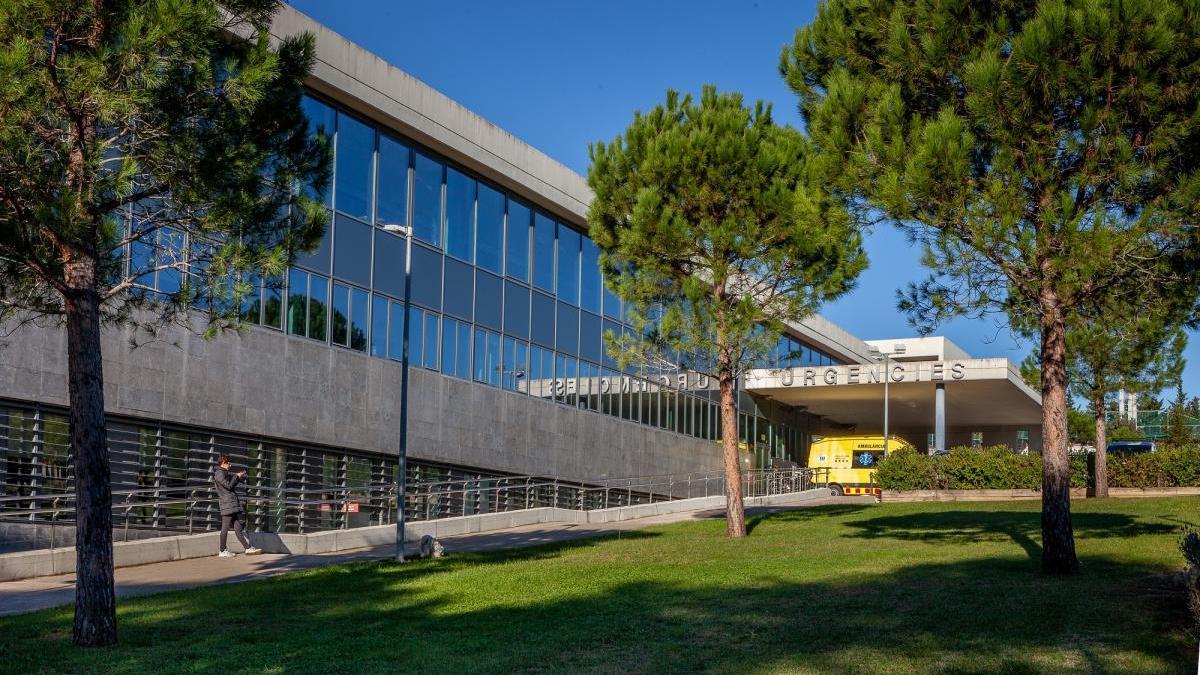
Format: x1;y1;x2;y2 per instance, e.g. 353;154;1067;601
750;361;968;388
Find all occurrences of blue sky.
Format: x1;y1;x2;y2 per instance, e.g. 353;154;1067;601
289;0;1198;402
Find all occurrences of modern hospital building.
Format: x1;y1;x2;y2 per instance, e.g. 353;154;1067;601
0;8;1042;521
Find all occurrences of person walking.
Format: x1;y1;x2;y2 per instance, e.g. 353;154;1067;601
214;454;262;557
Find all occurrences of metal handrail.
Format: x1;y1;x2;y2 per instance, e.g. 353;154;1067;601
1;467;830;548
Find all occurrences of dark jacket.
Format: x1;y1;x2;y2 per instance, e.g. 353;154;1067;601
213;466;244;516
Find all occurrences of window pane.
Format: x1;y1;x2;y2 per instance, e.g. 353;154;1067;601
399;304;420;364
157;228;183;295
331;283;350;346
372;228;406;297
555;354;568;404
506;200;530;281
441;317;457;377
413;152;442;246
396;300;415;360
377;135;410;227
409;244;442;310
476;184;504;274
333;214;371;287
456;320;471;380
301;96;335;207
503;281;529;339
530;346;552;399
532;212;555;291
296;209;332;274
579;311;602;363
531;291;554;348
422;310;439;369
350;287;368;351
239;273;262;324
602;319;621;368
445;168;475;261
308;275;329;342
442;257;473;320
514;340;528;392
604;289;624;325
287;268;308;336
556;225;580;305
263;274;284;329
487;331;501;387
474;270;503;330
335;113;374;220
556;302;578;355
473;328;489;383
371;294;388;357
581;237;601;314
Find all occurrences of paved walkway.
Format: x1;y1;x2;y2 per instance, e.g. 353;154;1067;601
0;495;860;616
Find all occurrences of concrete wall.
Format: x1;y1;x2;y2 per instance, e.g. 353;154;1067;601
0;522;176;555
0;320;723;483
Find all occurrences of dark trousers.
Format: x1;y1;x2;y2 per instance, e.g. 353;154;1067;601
220;512;250;551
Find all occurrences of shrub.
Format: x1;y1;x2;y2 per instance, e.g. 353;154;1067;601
873;445;1197;491
1108;445;1200;488
873;448;935;490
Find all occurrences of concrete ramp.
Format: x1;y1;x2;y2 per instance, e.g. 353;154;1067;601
0;489;828;582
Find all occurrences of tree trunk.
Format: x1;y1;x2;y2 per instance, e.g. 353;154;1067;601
718;372;746;538
1093;398;1108;498
1039;305;1080;574
64;259;117;646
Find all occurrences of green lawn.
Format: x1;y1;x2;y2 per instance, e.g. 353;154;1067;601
2;498;1197;674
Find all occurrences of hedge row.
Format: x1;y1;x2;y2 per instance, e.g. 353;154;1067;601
874;445;1200;490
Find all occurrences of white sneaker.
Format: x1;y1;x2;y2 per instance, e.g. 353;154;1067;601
244;547;263;555
218;549;237;558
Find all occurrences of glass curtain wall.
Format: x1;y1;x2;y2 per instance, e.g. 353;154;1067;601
218;92;841;447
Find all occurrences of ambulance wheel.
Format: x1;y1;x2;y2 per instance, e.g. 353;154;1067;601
829;484;844;497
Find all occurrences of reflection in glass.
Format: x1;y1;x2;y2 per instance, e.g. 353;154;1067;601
350;287;368;351
581;237;601;313
301;95;335;207
506;200;530;281
308;274;328;342
413;152;442;246
532;212;555;292
377;135;410;227
396;304;416;363
263;274;283;330
445;168;475;261
371;294;388;357
287;268;307;336
332;283;350;346
335;113;374;220
476;184;504;274
556;225;580;304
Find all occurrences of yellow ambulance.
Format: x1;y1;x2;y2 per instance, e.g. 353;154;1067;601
806;435;911;496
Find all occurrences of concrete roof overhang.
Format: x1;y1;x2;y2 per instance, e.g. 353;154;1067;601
744;359;1042;429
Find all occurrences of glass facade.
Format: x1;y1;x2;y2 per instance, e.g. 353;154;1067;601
223;92;842;451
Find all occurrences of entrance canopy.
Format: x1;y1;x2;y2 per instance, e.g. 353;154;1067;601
744;359;1042;430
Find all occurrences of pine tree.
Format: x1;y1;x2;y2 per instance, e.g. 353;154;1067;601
1064;298;1187;497
587;87;865;537
1164;380;1198;446
783;0;1200;574
0;1;328;645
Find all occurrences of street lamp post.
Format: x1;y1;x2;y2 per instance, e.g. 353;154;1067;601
383;223;413;562
870;345;906;455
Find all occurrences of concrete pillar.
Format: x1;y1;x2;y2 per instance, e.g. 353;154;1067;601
934;383;946;454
